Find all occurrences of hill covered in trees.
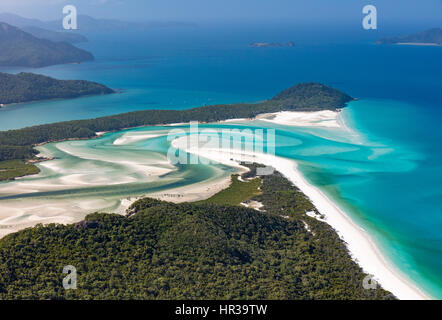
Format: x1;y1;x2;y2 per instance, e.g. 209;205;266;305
0;72;115;105
0;165;393;300
0;22;93;67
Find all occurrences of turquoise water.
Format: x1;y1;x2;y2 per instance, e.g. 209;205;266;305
0;24;441;298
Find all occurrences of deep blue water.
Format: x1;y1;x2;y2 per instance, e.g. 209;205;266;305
1;23;440;129
0;23;441;297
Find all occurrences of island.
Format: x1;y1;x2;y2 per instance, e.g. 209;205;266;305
377;28;442;46
0;12;198;33
0;163;394;300
0;72;115;105
22;26;88;44
0;22;94;68
250;41;295;48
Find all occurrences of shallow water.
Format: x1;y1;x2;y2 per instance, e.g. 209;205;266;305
0;25;441;298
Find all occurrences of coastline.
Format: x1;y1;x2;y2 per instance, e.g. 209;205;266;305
0;109;433;299
170;137;430;300
170;109;432;300
271;157;431;300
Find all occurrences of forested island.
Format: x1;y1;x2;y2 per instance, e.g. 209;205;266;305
0;22;94;68
377;28;442;46
0;164;394;300
0;72;115;105
0;83;353;175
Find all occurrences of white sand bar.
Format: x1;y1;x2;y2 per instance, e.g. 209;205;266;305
171;133;431;300
256;110;342;128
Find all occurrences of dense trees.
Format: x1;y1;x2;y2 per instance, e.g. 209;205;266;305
0;72;114;105
0;166;393;300
0;160;39;181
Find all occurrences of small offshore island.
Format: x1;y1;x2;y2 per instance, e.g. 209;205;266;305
250;41;295;48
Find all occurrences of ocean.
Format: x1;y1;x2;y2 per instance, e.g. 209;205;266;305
0;23;441;298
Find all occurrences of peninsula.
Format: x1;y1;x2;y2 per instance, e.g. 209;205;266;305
0;72;115;105
0;82;351;181
0;82;352;165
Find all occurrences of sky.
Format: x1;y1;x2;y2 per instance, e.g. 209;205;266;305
0;0;441;26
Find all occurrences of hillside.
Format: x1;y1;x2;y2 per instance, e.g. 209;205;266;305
0;166;394;300
377;28;442;45
0;22;93;68
0;72;114;105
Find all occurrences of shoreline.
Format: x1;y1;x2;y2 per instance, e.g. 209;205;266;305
170;110;432;300
0;108;433;299
273;157;431;300
171;138;430;300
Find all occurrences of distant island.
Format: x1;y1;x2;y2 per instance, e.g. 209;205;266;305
0;72;115;106
0;12;197;33
250;41;295;48
0;22;94;68
377;28;442;46
22;26;88;44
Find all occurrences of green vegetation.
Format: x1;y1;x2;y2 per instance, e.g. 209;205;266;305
268;82;352;111
0;160;39;181
0;72;115;105
0;22;93;68
0;82;352;164
198;174;261;206
0;164;394;300
377;28;442;45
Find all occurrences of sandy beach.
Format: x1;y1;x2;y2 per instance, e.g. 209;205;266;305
256;110;342;128
170;110;431;300
218;110;343;128
116;171;240;212
0;109;432;299
0;129;238;239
